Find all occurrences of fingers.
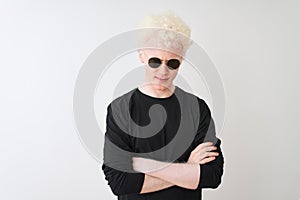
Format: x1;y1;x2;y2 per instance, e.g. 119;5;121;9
193;143;218;155
204;151;219;158
198;151;219;162
204;146;218;153
193;142;214;153
188;142;219;164
199;156;216;165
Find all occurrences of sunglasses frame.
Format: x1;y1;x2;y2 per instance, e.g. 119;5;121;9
142;51;181;70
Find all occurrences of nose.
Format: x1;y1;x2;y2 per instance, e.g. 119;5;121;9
158;62;169;75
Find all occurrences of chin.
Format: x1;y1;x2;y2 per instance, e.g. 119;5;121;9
153;83;171;90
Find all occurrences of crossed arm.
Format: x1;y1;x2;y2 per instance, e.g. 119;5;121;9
133;142;219;193
102;139;222;195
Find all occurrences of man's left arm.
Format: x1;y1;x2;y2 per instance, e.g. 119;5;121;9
193;98;224;189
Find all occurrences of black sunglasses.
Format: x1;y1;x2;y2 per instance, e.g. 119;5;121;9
148;57;181;70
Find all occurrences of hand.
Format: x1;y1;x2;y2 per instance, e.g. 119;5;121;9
187;142;219;165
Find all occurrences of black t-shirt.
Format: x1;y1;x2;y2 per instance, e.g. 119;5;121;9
102;86;224;200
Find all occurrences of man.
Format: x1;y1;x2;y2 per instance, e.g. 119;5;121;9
102;11;224;200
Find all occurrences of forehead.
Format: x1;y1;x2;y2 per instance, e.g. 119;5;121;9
142;48;182;59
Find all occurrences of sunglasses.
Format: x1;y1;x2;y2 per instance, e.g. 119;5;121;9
147;57;181;70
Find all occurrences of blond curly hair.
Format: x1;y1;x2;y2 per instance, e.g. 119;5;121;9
137;11;192;55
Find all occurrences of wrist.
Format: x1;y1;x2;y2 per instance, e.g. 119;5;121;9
133;157;171;173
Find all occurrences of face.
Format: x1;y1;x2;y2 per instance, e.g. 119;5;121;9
138;49;182;90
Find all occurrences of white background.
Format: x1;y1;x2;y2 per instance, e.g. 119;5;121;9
0;0;299;200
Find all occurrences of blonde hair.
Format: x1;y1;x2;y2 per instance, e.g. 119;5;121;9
137;11;192;55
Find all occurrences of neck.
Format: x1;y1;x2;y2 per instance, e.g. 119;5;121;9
139;84;175;98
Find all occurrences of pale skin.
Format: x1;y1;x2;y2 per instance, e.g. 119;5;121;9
133;49;220;194
137;48;181;98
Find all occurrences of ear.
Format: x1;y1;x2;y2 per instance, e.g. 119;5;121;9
138;49;145;64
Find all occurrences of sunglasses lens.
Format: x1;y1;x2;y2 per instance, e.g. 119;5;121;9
148;57;161;68
167;59;180;70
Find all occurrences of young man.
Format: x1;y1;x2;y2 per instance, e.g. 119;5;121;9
102;11;224;200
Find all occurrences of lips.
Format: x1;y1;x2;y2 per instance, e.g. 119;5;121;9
155;76;169;81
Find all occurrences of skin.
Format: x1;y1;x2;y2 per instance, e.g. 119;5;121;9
138;48;182;98
132;49;220;193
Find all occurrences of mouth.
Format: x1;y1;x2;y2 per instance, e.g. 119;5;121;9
155;76;169;82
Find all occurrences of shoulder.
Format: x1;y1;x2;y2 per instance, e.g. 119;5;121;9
107;88;138;110
175;86;210;111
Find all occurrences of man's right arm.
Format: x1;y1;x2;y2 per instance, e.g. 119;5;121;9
140;174;174;193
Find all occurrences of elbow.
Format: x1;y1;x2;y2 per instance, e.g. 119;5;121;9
105;176;144;196
210;178;222;189
105;179;132;196
109;184;142;196
106;180;134;196
110;187;120;196
110;186;126;196
197;171;223;189
206;173;223;189
102;164;144;196
198;163;224;189
211;168;223;189
197;178;222;190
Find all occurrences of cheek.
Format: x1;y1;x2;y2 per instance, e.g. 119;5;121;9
170;71;178;78
145;67;156;77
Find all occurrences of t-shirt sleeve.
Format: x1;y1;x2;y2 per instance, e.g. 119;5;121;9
193;98;224;189
101;104;145;196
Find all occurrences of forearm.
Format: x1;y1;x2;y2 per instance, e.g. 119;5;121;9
140;174;174;194
133;158;200;190
147;161;200;190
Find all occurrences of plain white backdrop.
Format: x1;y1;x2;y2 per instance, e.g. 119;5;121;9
0;0;299;200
